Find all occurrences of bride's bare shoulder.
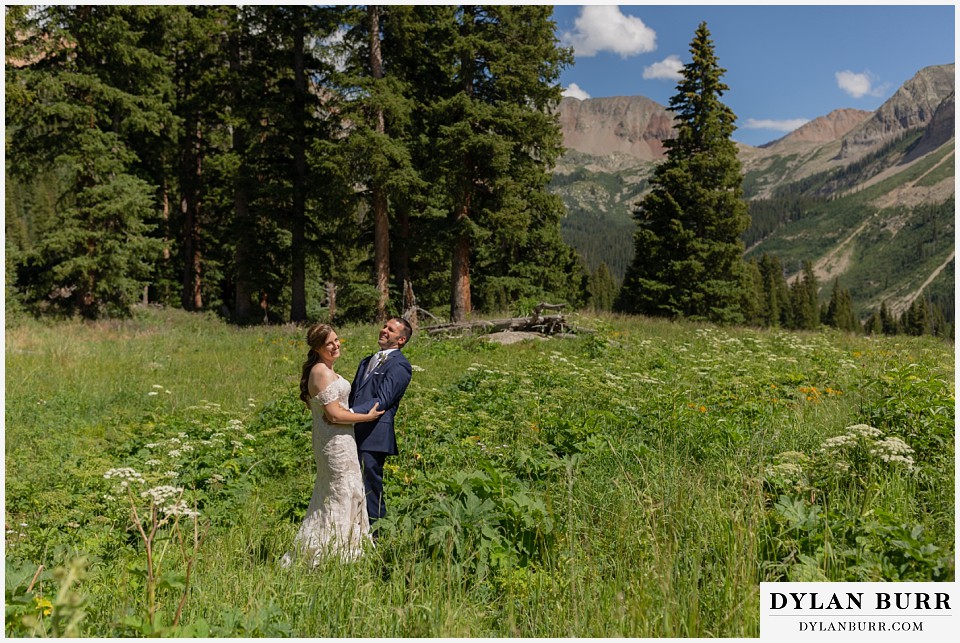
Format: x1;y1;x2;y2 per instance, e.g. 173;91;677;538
308;362;338;397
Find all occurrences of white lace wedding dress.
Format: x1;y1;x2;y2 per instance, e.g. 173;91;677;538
282;376;371;565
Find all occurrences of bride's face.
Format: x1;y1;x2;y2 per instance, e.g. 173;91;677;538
317;332;341;363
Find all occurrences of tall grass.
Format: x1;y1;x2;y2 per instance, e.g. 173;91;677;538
5;306;954;636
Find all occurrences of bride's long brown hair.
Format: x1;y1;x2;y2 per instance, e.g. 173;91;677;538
300;323;334;407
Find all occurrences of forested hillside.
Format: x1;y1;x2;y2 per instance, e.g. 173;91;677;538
5;5;585;324
549;64;955;328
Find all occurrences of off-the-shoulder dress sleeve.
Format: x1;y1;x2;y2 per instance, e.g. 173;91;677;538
314;380;342;406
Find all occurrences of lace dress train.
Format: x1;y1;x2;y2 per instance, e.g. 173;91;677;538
282;376;370;565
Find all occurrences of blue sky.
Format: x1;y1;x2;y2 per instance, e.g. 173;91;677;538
551;3;957;146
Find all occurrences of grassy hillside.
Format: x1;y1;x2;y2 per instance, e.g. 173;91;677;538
5;308;954;636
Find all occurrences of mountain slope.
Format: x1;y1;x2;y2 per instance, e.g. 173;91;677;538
550;63;955;319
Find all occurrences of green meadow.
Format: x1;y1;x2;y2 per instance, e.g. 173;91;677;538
4;307;954;637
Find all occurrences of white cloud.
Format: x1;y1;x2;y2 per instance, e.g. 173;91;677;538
643;55;684;81
317;26;349;73
835;70;884;98
743;118;810;132
561;6;657;58
562;83;592;100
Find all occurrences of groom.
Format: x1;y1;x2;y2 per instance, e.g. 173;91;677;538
348;316;413;534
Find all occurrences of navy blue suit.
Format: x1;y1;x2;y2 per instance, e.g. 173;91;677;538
349;349;412;526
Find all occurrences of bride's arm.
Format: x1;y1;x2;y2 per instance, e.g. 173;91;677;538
309;366;383;424
323;399;382;424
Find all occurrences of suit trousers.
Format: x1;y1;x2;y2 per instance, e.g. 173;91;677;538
359;450;388;532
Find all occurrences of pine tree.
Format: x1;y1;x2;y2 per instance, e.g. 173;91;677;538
929;300;948;338
333;5;422;322
739;258;764;326
588;262;617;312
788;261;819;330
879;300;899;335
616;22;749;323
824;278;859;332
398;6;574;321
757;253;790;327
901;297;931;336
863;310;883;335
7;6;169;317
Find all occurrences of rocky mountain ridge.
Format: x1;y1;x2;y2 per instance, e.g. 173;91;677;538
550;63;955;319
761;108;872;148
555;95;673;161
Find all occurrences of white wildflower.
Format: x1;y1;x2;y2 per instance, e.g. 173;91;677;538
168;437;181;444
140;485;183;505
826;460;851;474
104;467;144;483
870;437;915;469
411;365;425;372
164;471;179;478
847;424;882;438
181;443;194;452
244;433;255;441
822;435;854;449
178;432;188;439
168;449;182;458
144;443;159;449
162;500;200;518
144;459;162;467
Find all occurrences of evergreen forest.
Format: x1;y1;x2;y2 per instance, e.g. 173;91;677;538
5;6;951;339
5;5;586;324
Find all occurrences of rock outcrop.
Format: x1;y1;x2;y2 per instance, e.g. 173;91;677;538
555;95;675;161
905;90;955;162
839;63;955;159
761;108;872;149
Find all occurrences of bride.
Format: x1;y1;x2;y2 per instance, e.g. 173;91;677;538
282;323;384;566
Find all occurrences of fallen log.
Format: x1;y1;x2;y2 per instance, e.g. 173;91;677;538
424;302;570;336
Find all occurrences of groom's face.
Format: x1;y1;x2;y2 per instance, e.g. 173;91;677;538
378;319;407;350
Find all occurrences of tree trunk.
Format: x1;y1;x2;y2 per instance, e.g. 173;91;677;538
230;27;255;324
450;200;472;322
396;205;410;292
181;119;203;311
369;5;390;323
449;22;475;324
289;7;308;322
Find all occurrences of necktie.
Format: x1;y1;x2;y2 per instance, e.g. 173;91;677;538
365;352;383;379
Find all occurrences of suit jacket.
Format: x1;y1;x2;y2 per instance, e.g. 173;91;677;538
349;349;412;456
